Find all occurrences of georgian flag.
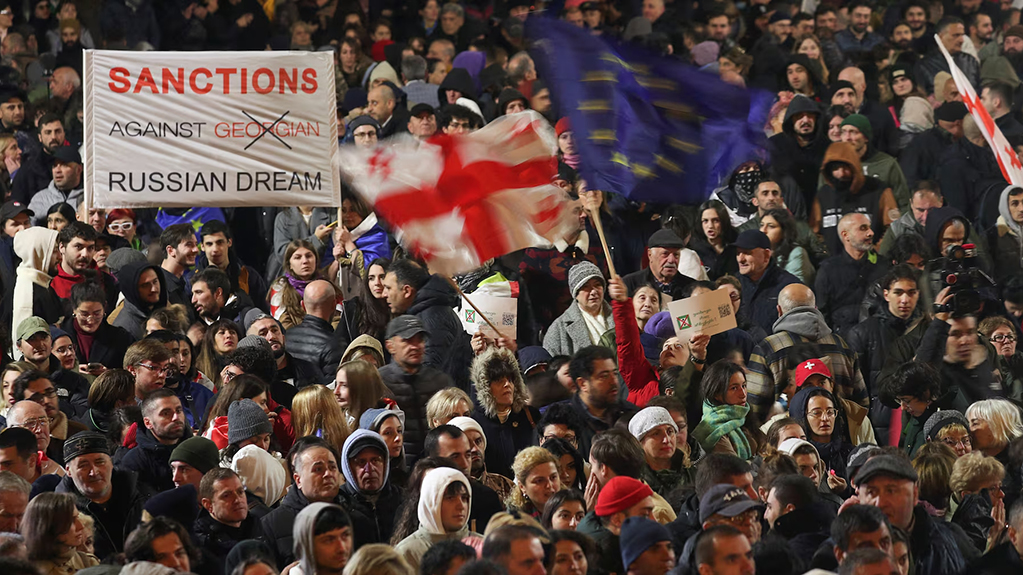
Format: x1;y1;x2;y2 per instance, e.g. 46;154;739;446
338;111;579;275
937;34;1023;184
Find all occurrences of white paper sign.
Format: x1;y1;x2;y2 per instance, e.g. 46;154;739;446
666;288;737;342
459;294;518;339
84;50;341;208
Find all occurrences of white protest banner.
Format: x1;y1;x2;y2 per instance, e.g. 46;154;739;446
84;50;341;208
458;293;518;339
666;288;737;342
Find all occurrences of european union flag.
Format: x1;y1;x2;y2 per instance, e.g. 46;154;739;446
528;18;771;205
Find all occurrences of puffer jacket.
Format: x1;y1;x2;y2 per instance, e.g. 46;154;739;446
285;315;344;385
115;424;193;493
378;362;454;461
908;504;969;575
470;347;539;479
810;142;899;257
113;261;168;340
408;274;473;392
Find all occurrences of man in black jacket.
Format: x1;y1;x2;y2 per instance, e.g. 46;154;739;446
623;229;696;304
383;258;472;392
900;102;967;189
814;213;886;336
734;230;801;336
57;432;149;561
10;113;64;204
768;94;828;206
763;474;834;569
262;438;344;569
284;280;343;385
379;315;454;461
195;468;267;566
338;430;402;549
115;389;191;493
915;17;980;94
245;311;321;407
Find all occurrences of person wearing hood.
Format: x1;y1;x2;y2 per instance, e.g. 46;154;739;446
814;213;887;335
394;467;481;572
469;347;540;478
784;54;824;99
382;259;472;392
810;141;899;257
746;283;869;424
261;437;344;568
768;94;829;207
788;386;855;482
733;230;802;336
898;96;934;150
846;265;928;440
194;467;268;568
497;87;529;115
344;115;381;148
447;415;516;501
359;407;409;490
290;502;353;575
838;114;910;212
437;67;477;107
337;430;403;549
230;443;288;520
112;261;167;340
26;146;85;220
990;184;1023;283
544;261;616;357
115;389;191;494
777;436;846;509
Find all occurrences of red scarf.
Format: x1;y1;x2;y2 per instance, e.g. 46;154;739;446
73;319;94;362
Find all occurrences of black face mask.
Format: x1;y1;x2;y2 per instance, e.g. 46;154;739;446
833;177;853;192
734;169;762;204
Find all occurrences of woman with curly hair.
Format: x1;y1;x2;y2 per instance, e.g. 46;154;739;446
193;319;242;389
506;446;561;517
470;346;541;478
267;239;325;329
759;207;814;284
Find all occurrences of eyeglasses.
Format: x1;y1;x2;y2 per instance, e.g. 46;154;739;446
543;434;578;447
991;334;1017;343
350;455;385;468
53;343;75;355
807;408;839;419
108;222;134;232
136;363;172;376
941;436;972;449
75;310;103;321
27;388;57;403
15;417;48;430
726;509;759;525
726;291;740;301
0;9;12;16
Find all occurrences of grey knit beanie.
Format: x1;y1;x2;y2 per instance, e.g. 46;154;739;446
237;335;272;352
106;247;147;275
227;399;273;445
568;260;605;297
923;409;968;441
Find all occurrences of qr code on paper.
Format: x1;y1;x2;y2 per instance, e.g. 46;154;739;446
718;304;732;318
502;313;515;326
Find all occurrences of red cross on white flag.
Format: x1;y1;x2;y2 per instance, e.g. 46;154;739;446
937;34;1023;184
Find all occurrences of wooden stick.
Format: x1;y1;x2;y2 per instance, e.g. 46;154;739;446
444;276;506;340
588;205;618;278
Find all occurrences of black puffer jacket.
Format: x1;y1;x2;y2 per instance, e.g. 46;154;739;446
115;424;193;494
56;468;149;561
408;274;473;393
261;485;344;569
338;481;403;549
378;362;453;461
765;501;835;573
285;315;343;385
194;508;267;567
951;491;996;554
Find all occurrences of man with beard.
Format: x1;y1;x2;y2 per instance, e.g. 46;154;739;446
49;222;117;315
916;17;980;95
10;113;65;204
115;389;190;493
113;261;167;340
623;229;696;303
0;86;30;147
244;311;319;408
811;142;899;257
835;0;883;59
839;115;911;212
768;94;828;204
981;80;1023;139
569;346;637;458
144;331;214;430
814;214;886;335
836;68;902;159
159;224;199;309
27;146;84;219
902;0;936;53
968;13;995;57
900;101;968;188
447;416;515;501
891;21;915;53
1002;26;1023;78
190;266;253;325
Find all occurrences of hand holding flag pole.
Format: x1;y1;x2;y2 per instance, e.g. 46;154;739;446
444;276;507;341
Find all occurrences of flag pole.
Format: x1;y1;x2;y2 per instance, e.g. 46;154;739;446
444;276;508;340
588;204;618;278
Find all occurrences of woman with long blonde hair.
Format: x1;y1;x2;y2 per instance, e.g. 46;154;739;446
292;384;352;455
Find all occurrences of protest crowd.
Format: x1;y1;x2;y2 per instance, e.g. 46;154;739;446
11;1;1023;575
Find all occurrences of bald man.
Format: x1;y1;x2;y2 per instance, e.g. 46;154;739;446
367;84;409;139
285;280;344;384
815;213;885;334
746;280;870;422
836;67;899;157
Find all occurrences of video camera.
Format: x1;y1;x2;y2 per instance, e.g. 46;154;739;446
931;243;995;316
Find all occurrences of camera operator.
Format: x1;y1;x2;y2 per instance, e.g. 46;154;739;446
913;286;1001;412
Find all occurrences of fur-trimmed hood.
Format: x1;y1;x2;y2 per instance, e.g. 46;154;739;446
471;346;528;417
